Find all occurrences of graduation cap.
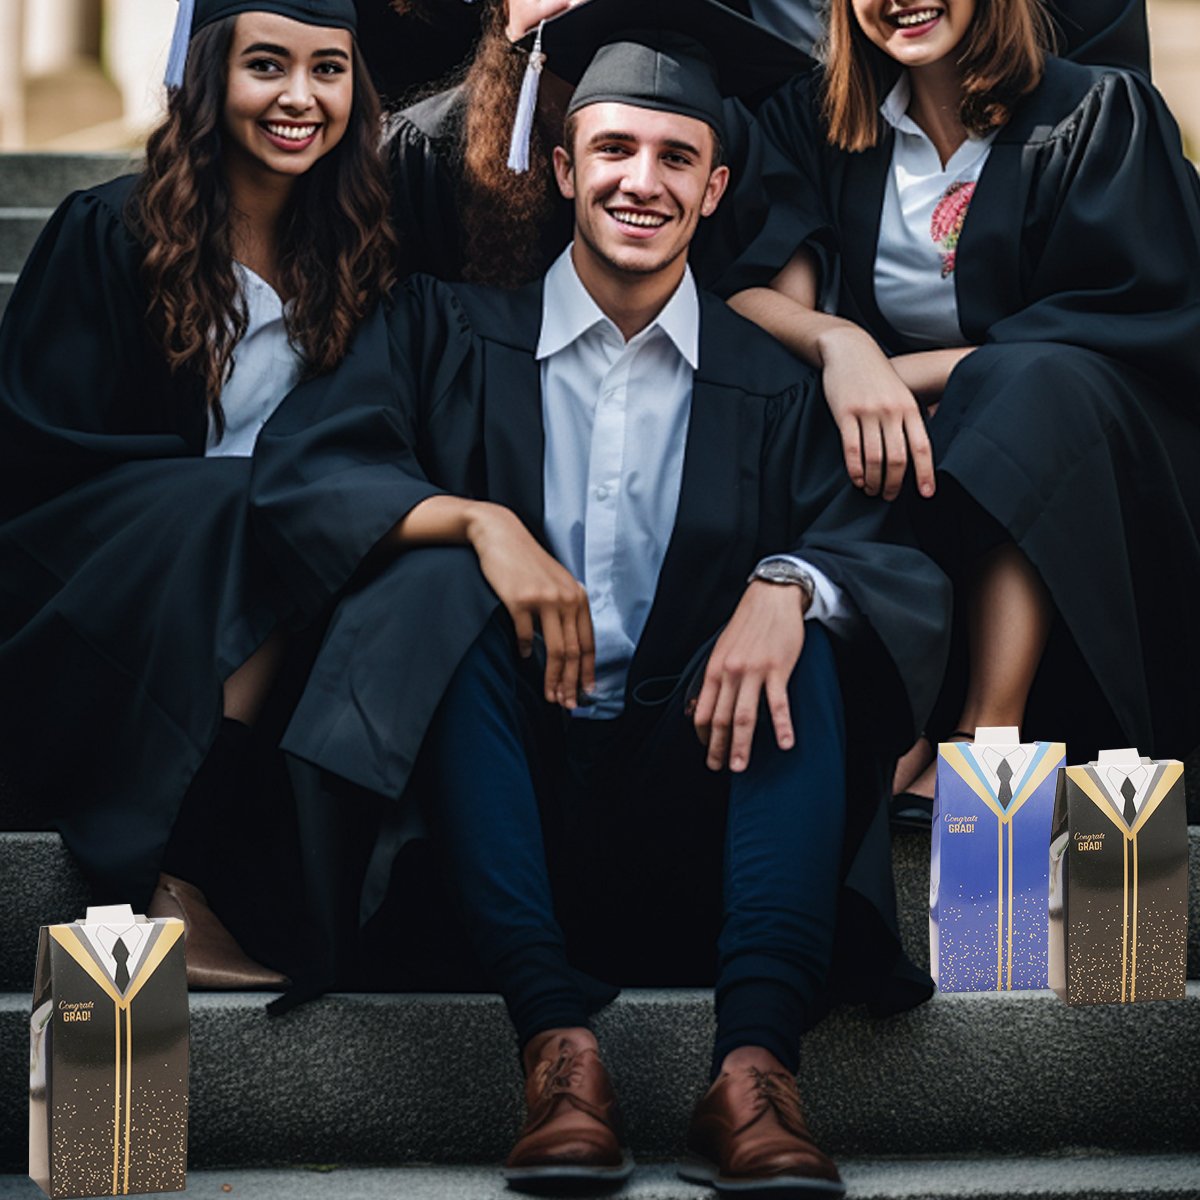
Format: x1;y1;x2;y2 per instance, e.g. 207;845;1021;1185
508;0;809;171
165;0;358;89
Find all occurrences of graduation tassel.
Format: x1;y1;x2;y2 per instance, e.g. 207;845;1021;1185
507;20;546;173
164;0;195;90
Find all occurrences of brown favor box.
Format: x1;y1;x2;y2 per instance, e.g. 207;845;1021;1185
29;905;188;1199
1049;750;1188;1006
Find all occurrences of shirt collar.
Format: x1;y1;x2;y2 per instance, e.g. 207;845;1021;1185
880;72;996;153
880;73;918;135
537;244;700;370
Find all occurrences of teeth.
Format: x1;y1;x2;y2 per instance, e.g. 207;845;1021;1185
610;210;667;228
895;8;940;26
265;123;318;141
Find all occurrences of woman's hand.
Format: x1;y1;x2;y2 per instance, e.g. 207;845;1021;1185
465;502;595;708
817;327;935;502
506;0;573;41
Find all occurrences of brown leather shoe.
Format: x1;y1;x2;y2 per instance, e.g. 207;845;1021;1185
503;1030;634;1192
148;873;289;991
679;1067;844;1196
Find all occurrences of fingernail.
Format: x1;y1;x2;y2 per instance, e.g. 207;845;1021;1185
731;757;744;771
921;483;934;497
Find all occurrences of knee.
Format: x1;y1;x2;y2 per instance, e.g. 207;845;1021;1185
786;623;836;698
782;623;845;745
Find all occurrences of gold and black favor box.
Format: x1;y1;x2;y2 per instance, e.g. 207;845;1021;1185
1049;751;1188;1006
29;905;189;1198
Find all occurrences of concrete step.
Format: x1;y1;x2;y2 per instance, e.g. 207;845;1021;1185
4;1158;1200;1200
2;828;1198;992
2;987;1198;1172
0;273;14;315
0;153;131;208
0;209;55;275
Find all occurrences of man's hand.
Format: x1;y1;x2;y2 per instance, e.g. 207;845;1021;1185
817;327;935;502
466;503;595;708
693;581;808;773
506;0;573;41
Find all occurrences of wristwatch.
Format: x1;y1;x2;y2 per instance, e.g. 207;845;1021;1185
748;558;815;611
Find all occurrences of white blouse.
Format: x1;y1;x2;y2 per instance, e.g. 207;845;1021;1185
205;263;304;457
874;74;994;350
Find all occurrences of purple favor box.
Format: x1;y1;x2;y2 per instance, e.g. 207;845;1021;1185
930;728;1066;993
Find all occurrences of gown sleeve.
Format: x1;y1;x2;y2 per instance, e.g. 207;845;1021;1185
0;182;195;519
711;69;838;298
983;70;1200;397
385;106;464;281
250;275;476;622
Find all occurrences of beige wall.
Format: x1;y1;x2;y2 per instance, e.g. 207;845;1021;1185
1151;0;1200;157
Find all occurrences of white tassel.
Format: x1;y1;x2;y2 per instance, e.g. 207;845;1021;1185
164;0;196;90
506;21;546;174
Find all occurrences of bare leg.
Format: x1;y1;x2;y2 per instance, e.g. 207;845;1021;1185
956;541;1054;732
222;631;286;725
892;734;933;794
902;542;1053;800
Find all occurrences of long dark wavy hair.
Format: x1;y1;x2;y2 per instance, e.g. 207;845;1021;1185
822;0;1051;151
456;2;559;287
129;17;396;437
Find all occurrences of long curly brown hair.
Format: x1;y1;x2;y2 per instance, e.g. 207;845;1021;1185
456;3;560;287
129;17;396;436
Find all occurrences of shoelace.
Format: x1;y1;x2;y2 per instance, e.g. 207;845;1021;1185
749;1069;810;1139
523;1044;610;1132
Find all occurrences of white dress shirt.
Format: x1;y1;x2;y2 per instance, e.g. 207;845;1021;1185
538;247;848;719
206;263;304;457
874;74;994;350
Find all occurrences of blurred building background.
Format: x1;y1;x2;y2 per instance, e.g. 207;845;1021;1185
0;0;1197;156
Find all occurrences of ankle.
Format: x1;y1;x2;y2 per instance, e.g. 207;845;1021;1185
955;709;1024;737
717;1045;790;1078
522;1025;598;1075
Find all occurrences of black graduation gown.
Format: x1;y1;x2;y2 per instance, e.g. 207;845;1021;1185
721;58;1200;761
353;0;480;108
250;272;952;1011
0;176;283;903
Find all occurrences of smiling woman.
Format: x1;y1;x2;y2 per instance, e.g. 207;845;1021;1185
724;0;1200;817
0;1;396;988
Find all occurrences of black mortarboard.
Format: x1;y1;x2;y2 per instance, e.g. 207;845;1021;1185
166;0;358;88
508;0;808;170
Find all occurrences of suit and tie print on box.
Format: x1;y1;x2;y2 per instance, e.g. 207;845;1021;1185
1050;751;1189;1007
931;727;1066;993
29;905;188;1200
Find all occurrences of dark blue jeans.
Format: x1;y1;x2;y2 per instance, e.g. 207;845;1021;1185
420;613;846;1074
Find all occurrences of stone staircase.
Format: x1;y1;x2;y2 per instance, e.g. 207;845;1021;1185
0;153;136;319
1;153;1199;1199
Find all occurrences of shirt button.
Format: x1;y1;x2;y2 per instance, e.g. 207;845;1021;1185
595;486;610;501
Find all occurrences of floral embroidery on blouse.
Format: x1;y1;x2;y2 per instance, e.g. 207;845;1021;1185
930;180;976;278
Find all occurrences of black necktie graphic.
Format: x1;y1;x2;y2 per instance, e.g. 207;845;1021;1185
1121;777;1137;826
996;758;1013;810
113;937;130;992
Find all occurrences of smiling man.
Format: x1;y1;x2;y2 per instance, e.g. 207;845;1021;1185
251;2;948;1195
